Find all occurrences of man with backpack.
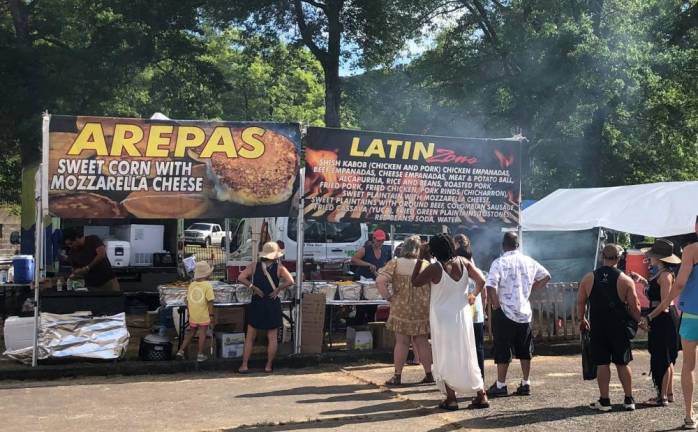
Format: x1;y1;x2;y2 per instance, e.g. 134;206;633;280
578;244;642;411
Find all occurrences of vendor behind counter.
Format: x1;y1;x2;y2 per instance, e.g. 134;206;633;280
63;227;120;292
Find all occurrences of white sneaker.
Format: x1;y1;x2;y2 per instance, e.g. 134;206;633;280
196;353;208;362
684;417;697;430
590;398;612;412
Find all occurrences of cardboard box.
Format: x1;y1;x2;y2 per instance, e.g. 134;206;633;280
215;332;245;358
216;332;245;345
219;343;244;358
301;293;326;354
214;307;245;332
368;322;395;350
346;326;373;350
145;310;160;330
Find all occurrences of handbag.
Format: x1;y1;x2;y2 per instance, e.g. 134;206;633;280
581;328;597;380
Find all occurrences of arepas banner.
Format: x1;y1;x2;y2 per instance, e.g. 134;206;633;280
46;115;300;218
303;127;522;226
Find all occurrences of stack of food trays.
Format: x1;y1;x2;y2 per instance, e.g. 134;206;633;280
235;285;252;304
212;283;239;304
314;281;338;301
158;284;188;307
359;280;382;300
336;281;362;301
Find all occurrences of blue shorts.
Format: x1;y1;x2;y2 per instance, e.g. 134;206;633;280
680;312;698;342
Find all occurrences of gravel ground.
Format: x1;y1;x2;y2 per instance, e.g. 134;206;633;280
0;351;693;432
344;351;690;432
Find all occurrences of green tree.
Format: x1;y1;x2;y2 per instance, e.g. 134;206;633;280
207;0;447;127
1;0;222;167
0;1;325;196
345;0;698;197
205;29;325;125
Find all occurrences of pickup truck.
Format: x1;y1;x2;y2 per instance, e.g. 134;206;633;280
184;223;227;248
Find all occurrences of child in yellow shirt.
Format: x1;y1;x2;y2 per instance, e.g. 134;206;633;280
176;261;214;361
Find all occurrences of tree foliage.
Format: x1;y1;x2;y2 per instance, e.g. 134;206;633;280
0;1;325;198
344;0;698;197
207;0;445;126
0;0;696;203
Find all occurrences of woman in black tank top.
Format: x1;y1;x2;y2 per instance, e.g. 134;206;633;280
635;240;682;405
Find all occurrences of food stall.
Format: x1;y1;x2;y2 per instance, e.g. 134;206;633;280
300;126;524;351
18;113;525;365
23;113;303;366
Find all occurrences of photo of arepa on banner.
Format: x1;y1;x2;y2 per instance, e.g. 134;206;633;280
303;127;523;226
46;115;301;218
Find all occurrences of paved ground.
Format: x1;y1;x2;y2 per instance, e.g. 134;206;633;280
0;351;691;431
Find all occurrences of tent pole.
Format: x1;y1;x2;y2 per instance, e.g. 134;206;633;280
389;224;395;256
32;114;50;367
31;169;43;368
293;170;305;355
224;218;230;280
593;228;603;269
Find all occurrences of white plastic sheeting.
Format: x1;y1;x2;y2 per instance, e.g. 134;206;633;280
522;181;698;237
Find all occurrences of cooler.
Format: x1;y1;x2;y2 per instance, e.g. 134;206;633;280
625;249;649;308
105;240;131;268
625;249;649;278
12;255;34;284
3;316;35;351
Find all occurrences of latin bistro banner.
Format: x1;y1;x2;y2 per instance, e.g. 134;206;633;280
46;115;300;218
303;127;522;226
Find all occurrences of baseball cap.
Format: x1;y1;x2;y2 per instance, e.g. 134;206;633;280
373;229;386;241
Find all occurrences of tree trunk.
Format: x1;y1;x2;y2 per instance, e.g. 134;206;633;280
322;61;341;127
582;103;610;187
323;0;342;127
7;0;41;165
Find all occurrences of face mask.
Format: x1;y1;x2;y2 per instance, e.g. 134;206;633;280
649;265;659;277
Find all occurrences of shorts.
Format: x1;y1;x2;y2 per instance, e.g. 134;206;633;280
491;308;534;364
189;322;210;329
590;327;632;366
680;314;698;342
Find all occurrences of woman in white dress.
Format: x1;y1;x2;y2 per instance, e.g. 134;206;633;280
412;233;489;410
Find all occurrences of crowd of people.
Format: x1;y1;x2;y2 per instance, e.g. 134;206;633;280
174;215;698;429
576;216;698;429
367;214;698;430
375;230;550;410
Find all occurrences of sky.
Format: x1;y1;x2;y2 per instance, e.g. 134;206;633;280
338;9;465;77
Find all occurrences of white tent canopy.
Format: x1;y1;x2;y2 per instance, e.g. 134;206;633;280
522;181;698;238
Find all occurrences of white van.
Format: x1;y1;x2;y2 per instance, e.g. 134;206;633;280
227;216;369;263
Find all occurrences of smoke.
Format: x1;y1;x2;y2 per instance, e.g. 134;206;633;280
522;229;599;283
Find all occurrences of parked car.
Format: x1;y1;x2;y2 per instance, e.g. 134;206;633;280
184;223;228;248
228;216;369;263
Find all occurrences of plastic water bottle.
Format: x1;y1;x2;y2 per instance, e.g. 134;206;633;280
56;278;64;292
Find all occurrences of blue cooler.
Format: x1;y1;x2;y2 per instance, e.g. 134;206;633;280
12;255;34;284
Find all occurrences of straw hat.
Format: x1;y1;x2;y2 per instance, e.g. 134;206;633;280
260;241;284;260
642;239;681;265
193;261;213;279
